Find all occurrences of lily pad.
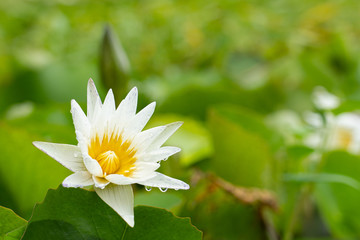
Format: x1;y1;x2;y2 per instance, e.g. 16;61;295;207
0;206;27;240
23;186;201;240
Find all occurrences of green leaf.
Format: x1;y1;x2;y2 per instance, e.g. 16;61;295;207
284;145;315;172
213;104;283;151
315;151;360;238
135;191;182;211
208;105;274;188
334;99;360;114
283;173;360;190
147;114;213;167
0;206;27;240
0;121;71;218
158;84;282;121
100;24;131;100
23;186;202;240
4;226;27;240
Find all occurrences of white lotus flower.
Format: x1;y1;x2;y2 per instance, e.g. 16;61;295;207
33;79;189;227
305;112;360;154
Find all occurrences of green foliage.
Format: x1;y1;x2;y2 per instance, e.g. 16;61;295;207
180;178;266;240
0;121;71;218
134;191;182;210
1;0;360;238
284;173;360;190
23;186;202;240
315;151;360;238
208;105;274;188
0;206;26;240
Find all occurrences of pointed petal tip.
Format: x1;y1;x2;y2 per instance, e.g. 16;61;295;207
149;101;157;111
32;141;48;151
173;147;182;153
95;185;135;228
166;121;183;130
70;99;78;109
174;121;184;128
88;78;96;87
32;141;41;148
124;215;135;228
128;87;138;98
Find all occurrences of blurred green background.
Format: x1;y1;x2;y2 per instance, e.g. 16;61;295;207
1;0;360;239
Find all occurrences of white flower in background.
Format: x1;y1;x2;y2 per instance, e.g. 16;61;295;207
312;86;340;110
305;113;360;154
305;86;360;154
33;79;189;227
325;113;360;153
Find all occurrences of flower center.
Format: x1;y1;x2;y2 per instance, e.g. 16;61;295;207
88;132;137;176
337;128;352;149
97;150;120;174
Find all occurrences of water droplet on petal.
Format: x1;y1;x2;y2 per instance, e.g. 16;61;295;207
159;187;168;192
174;188;179;191
145;186;152;191
74;152;81;157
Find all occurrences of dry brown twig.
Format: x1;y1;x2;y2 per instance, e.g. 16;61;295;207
192;170;278;211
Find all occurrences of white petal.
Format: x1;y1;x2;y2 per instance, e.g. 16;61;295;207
71;99;90;139
139;146;181;162
118;87;138;115
124;102;156;137
90;98;103;125
33;142;86;172
83;155;103;177
105;174;138;185
93;176;110;189
148;122;183;150
75;130;89;155
131;162;159;180
313;86;340;110
62;171;94;188
95;184;134;227
87;78;102;120
138;172;189;190
103;89;116;114
131;126;165;151
114;87;138;125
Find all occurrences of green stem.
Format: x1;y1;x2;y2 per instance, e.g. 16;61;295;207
282;111;330;240
120;224;128;240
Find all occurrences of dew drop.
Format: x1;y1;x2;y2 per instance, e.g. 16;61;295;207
145;186;152;192
159;187;168;192
174;188;179;191
74;152;81;157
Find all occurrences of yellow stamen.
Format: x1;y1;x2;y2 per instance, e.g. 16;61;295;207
88;131;136;176
337;128;352;149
